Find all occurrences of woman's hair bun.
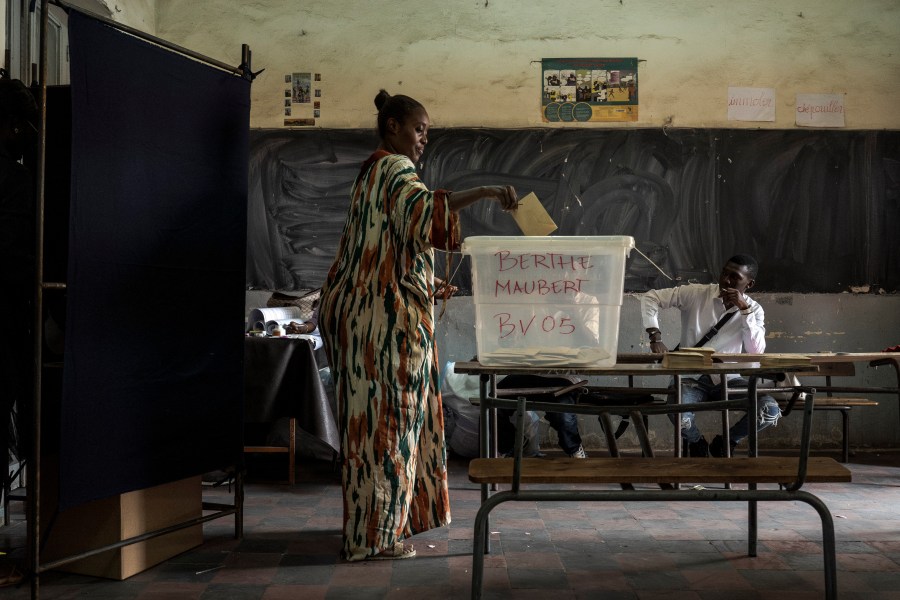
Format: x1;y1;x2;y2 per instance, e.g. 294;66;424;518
373;90;423;138
374;89;391;111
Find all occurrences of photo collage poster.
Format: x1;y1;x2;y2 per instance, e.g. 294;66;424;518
284;71;322;127
541;58;638;122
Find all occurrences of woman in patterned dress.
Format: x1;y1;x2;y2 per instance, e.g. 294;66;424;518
319;90;518;561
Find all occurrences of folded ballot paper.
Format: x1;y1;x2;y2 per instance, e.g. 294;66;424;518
511;192;557;236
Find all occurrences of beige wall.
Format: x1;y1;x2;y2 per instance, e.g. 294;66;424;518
60;0;156;31
101;0;156;32
7;1;898;129
146;0;900;130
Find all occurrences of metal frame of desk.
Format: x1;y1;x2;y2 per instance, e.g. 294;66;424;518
454;361;819;542
601;352;900;454
455;360;840;599
454;360;812;461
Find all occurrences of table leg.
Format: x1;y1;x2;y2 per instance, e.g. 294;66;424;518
674;375;683;457
870;357;900;431
748;375;758;556
490;375;498;466
478;374;492;554
288;417;296;485
629;410;655;458
234;469;244;540
599;412;621;457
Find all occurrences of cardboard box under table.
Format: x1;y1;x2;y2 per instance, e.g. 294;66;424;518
461;235;635;367
41;472;202;580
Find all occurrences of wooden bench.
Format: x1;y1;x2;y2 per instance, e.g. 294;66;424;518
468;392;850;600
780;397;879;463
469;455;852;486
778;362;880;463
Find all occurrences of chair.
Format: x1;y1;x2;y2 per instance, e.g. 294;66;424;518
243;417;297;485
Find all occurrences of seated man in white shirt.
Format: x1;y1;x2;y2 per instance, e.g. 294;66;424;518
640;254;781;457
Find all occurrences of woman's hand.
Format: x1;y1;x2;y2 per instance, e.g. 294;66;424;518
433;280;458;302
489;185;519;211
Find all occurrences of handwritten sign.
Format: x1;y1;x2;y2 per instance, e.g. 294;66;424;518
491;250;596;299
477;303;614;367
494;310;577;339
727;87;776;122
483;249;604;346
796;93;845;128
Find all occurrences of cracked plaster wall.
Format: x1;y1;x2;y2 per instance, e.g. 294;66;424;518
151;0;900;129
6;2;896;127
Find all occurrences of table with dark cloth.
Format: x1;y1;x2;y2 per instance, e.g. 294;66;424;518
243;336;339;454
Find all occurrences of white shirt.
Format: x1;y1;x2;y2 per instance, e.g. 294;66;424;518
640;283;766;356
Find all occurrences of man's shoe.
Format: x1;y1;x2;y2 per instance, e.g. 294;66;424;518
709;435;736;458
687;436;709;458
568;445;588;458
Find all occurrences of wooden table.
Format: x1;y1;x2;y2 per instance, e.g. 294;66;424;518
706;353;900;429
454;360;817;460
243;337;338;484
556;351;900;459
455;360;839;599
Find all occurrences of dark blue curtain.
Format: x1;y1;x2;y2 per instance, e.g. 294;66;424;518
61;11;249;509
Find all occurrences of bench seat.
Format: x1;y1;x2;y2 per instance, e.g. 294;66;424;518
779;396;879;462
469;456;851;486
802;397;878;408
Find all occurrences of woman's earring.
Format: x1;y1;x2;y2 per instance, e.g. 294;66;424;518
13;127;20;134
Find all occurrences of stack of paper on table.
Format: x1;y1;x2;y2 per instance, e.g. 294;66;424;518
760;353;813;367
481;347;610;367
662;347;715;368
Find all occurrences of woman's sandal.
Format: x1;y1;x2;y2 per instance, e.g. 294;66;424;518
368;541;416;561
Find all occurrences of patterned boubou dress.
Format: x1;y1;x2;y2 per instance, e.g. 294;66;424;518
319;150;456;561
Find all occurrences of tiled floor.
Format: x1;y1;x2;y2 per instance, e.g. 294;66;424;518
2;450;900;599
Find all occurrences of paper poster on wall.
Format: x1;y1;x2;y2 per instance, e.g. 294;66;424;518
283;72;322;127
795;93;845;128
727;87;775;122
541;58;638;122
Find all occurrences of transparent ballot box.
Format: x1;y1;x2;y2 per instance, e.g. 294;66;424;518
461;235;634;367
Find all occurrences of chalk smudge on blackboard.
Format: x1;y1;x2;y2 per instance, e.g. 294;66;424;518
248;128;900;294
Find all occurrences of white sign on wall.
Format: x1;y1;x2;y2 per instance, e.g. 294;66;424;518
727;87;776;122
795;93;845;128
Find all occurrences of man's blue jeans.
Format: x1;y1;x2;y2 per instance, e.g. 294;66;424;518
668;375;781;445
497;374;583;455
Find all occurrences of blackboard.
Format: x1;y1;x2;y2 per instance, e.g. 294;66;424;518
247;128;900;294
